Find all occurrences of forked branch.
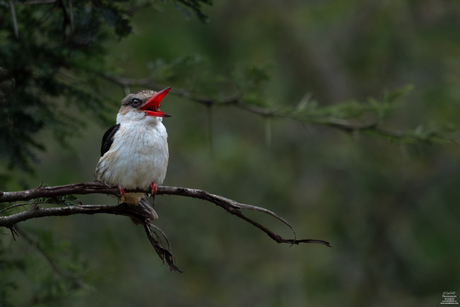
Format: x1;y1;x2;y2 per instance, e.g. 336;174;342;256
0;181;331;271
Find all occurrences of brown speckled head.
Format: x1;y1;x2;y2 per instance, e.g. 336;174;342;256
118;88;171;117
119;90;156;115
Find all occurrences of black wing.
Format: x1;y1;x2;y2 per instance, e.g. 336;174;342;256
101;124;120;157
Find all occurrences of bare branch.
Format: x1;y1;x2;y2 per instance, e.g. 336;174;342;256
0;181;330;271
0;181;331;247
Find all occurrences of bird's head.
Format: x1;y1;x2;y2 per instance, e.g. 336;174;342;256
117;87;171;124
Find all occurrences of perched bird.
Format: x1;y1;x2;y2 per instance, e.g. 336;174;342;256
95;88;171;222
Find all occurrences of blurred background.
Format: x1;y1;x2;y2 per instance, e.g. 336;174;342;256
2;0;460;306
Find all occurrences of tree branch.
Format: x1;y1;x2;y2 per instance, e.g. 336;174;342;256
0;181;331;271
100;75;459;145
100;74;241;107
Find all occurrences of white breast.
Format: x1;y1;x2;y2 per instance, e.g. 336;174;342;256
95;119;169;190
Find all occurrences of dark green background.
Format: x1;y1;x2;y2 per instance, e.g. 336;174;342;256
2;0;460;306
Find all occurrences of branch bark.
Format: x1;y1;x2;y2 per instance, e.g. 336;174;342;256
0;181;331;271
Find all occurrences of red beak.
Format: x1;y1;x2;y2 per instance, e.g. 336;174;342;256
139;87;171;117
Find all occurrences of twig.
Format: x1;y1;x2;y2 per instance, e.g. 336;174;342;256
68;0;74;32
20;0;56;4
144;223;180;272
29;0;59;40
9;0;19;38
100;74;242;106
0;202;31;214
16;226;88;285
10;226;19;240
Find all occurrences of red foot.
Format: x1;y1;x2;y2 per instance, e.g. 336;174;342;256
150;182;157;194
118;185;125;197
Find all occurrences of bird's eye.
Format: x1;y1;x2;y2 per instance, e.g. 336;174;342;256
131;98;142;107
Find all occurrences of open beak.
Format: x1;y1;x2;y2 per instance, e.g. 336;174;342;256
139;87;171;117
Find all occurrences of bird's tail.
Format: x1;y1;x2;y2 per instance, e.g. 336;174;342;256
123;197;158;224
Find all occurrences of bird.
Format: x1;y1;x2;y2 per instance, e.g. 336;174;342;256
95;87;171;222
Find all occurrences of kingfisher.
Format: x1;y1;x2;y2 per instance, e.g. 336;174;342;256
95;87;171;222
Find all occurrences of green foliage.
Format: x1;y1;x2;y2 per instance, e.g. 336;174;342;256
172;0;212;22
0;229;94;307
0;240;25;307
287;86;411;128
31;195;80;207
233;64;271;92
0;0;211;176
149;55;271;104
150;55;215;90
304;85;413;121
0;0;117;173
147;57;454;145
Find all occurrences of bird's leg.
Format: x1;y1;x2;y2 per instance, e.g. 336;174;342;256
149;182;157;207
150;182;157;194
118;185;126;197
